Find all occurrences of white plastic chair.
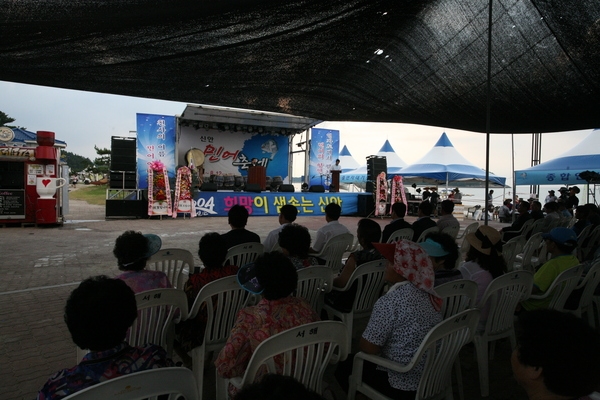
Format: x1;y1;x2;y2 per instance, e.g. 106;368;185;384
416;226;440;243
314;233;354;272
127;288;188;358
386;227;414;243
502;235;526;272
514;232;544;273
458;222;480;254
216;321;349;399
148;248;194;289
579;225;600;261
501;218;534;242
441;224;460;240
474;270;534;397
224;242;264;268
294;266;333;314
348;309;480;400
188;275;253;398
322;259;386;346
528;264;584;312
571;261;600;328
61;367;199;400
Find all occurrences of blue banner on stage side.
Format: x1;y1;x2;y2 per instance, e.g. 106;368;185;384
309;128;339;189
136;114;177;189
190;192;358;217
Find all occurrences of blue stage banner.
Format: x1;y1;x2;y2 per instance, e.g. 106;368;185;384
137;114;176;189
190;192;358;217
309;128;339;189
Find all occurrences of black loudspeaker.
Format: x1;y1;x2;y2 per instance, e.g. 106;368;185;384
279;184;295;192
366;155;387;193
245;183;262;193
111;136;137;171
109;171;137;189
200;182;218;191
309;185;325;193
105;199;148;218
357;194;375;217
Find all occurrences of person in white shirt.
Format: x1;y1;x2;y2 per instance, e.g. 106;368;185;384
262;205;298;251
330;159;342;171
309;203;350;254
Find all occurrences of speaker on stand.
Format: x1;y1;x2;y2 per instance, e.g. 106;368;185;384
366;155;387;193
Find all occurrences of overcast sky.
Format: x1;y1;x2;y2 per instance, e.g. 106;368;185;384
1;80;594;194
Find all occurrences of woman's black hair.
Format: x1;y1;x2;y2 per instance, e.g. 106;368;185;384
65;275;137;351
254;252;298;300
465;246;505;278
425;231;459;270
278;223;311;259
356;218;381;249
113;230;149;271
198;232;228;270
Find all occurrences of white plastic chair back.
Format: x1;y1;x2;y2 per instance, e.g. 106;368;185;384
474;271;534;397
346;235;362;252
224;242;264;268
521;218;537;239
514;232;544;272
188;275;253;397
459;222;480;253
315;233;354;271
441;225;460;240
529;264;584;312
218;321;349;399
323;259;386;345
501;219;533;242
436;279;478;320
579;225;600;261
61;367;199;400
502;236;526;272
148;248;194;289
348;309;480;400
127;288;189;358
573;261;600;327
530;218;549;236
294;266;334;314
417;226;440;243
386;228;414;243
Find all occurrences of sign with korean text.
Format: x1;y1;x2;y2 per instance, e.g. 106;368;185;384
308;128;339;188
136;114;176;189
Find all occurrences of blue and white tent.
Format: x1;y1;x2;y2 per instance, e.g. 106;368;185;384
398;133;506;187
340;140;407;183
338;145;361;173
515;130;600;186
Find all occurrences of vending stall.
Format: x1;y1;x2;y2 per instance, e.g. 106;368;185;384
0;128;67;226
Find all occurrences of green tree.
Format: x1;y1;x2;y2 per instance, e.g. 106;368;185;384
64;151;93;174
0;111;16;127
90;145;111;175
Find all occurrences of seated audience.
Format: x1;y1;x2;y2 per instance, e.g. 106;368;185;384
557;200;572;218
221;204;261;249
411;201;437;242
436;200;460;231
500;201;532;241
419;232;461;286
543;201;560;220
585;203;600;226
459;225;505;330
571;205;590;236
520;228;579;311
309;202;350;253
325;218;384;312
381;201;411;243
278;223;319;269
37;276;173;400
175;232;239;365
498;199;513;223
113;230;171;293
215;252;319;397
263;204;298;251
530;200;545;220
336;240;442;399
512;309;600;400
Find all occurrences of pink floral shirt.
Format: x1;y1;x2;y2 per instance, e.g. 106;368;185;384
116;270;171;293
215;296;319;380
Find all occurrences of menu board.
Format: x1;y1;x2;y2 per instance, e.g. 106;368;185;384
0;190;25;219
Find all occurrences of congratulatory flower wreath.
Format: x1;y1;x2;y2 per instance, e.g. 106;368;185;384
148;160;172;216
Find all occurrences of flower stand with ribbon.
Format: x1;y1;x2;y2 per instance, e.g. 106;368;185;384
173;166;196;219
391;175;408;209
147;160;172;217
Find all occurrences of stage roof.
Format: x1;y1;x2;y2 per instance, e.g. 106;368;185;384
1;0;599;133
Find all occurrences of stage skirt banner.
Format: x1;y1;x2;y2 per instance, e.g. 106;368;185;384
147;161;172;216
177;126;290;181
137;113;176;189
173;166;195;218
189;192;358;217
309;128;340;189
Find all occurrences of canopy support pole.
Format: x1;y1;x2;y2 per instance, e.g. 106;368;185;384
484;0;493;225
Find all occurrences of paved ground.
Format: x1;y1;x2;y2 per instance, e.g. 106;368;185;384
0;191;526;400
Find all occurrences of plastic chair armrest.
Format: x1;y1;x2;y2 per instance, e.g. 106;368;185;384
353;351;413;374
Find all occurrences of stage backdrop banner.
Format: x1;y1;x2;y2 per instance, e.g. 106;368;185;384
137;114;176;189
177;127;290;180
190;192;357;217
309;128;339;189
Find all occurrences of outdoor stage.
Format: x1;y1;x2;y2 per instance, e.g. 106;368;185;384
191;191;365;217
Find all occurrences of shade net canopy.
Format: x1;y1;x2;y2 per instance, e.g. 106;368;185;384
398;132;507;187
515;129;600;186
1;0;599;133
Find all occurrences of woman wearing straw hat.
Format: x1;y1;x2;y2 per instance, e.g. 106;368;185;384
459;225;505;330
336;240;442;399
